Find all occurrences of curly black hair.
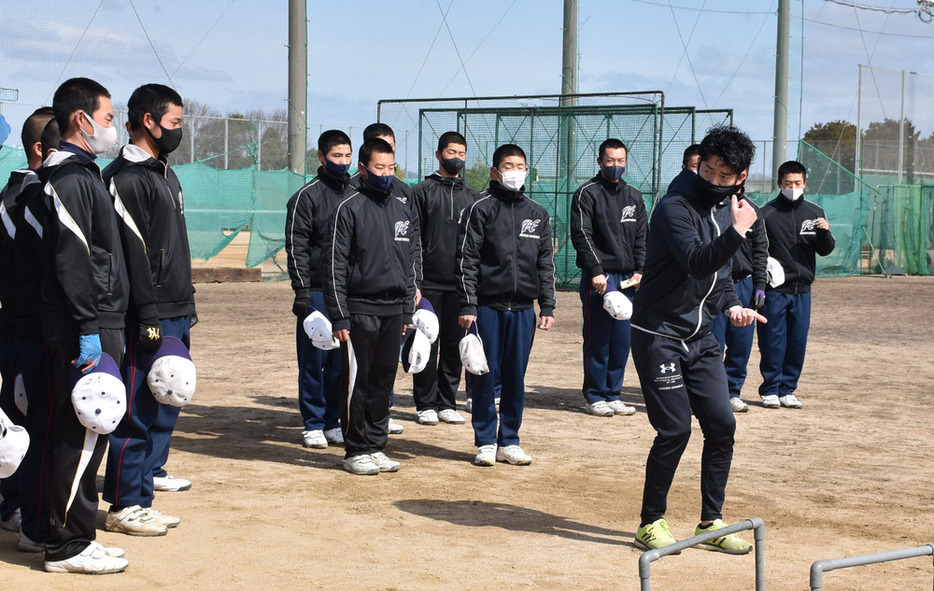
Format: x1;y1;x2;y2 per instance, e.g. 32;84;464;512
699;124;756;175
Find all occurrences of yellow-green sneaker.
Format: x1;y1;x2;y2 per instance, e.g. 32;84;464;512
635;518;680;553
695;519;753;555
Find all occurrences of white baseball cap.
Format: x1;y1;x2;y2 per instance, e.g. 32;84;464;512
70;353;126;434
0;408;29;478
767;257;785;288
412;301;440;344
400;327;431;374
146;336;197;407
303;309;340;351
14;373;27;416
603;290;633;320
459;326;489;376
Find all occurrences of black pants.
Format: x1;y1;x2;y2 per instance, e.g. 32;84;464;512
412;290;463;412
42;311;124;562
631;329;736;526
340;314;401;458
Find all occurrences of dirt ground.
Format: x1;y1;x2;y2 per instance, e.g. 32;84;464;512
2;276;933;590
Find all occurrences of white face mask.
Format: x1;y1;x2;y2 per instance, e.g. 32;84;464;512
498;169;526;191
78;110;118;155
780;187;804;201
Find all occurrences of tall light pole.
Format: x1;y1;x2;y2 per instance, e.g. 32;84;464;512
772;0;790;180
288;0;307;175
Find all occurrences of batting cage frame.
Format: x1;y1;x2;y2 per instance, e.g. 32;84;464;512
378;92;733;287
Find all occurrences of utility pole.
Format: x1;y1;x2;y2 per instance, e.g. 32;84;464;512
288;0;307;175
560;0;578;203
772;0;790;180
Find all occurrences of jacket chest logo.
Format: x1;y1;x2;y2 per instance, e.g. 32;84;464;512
620;205;637;223
799;218;818;235
519;218;541;239
394;220;410;242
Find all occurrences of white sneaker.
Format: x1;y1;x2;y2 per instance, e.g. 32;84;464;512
496;445;533;465
44;542;129;574
438;409;466;424
153;475;192;492
88;541;126;558
302;429;328;449
105;505;167;537
730;397;749;413
779;394;803;409
474;444;497;466
19;531;44;553
1;508;22;531
144;507;180;529
369;452;401;473
342;455;380;475
607;400;636;416
388;418;405;434
761;395;780;409
585;401;615;417
417;409;439;425
323;427;344;445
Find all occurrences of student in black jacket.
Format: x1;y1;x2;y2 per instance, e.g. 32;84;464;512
570;138;646;418
42;77;129;574
285;130;354;450
756;161;835;409
325;139;417;476
456;144;556;468
711;188;769;413
631;125;763;555
101;84;193;536
411;131;479;426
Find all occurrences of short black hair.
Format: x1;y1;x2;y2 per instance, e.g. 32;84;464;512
363;123;394;142
598;138;627;161
52;77;110;134
698;125;755;175
41;118;61;156
682;143;701;167
358;138;394;168
318;129;351;155
437;131;466;153
127;84;183;131
492;143;526;168
21;107;55;155
778;160;807;182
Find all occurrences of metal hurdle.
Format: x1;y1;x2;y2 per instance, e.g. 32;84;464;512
638;517;766;591
809;544;934;591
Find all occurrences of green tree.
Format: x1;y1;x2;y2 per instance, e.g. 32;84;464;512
464;157;490;192
861;118;921;181
803;120;857;172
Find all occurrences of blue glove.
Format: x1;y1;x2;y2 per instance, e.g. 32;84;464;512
754;290;766;309
73;334;102;374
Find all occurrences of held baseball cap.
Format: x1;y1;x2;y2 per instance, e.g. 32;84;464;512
146;336;197;407
0;407;29;478
603;290;633;320
400;326;431;374
766;257;785;288
412;299;440;344
303;309;340;351
70;352;126;434
14;373;27;416
459;324;489;376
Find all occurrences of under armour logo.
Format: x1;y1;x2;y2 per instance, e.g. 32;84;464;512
394;220;410;237
659;363;676;374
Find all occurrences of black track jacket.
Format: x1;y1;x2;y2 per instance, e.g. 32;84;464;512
285;166;353;296
760;195;835;294
103;144;194;323
8;169;47;339
324;178;418;331
0;169;37;339
455;180;557;317
632;168;743;341
570;173;647;277
412;172;480;292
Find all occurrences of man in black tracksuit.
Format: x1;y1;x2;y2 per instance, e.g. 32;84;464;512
411;131;479;426
285;130;354;450
631;125;762;554
42;77;129;573
570;138;647;418
456;143;556;467
102;84;194;536
325;138;418;476
711;190;769;413
6;108;58;550
756;160;835;409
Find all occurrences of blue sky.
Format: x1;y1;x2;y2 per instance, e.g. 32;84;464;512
1;0;932;165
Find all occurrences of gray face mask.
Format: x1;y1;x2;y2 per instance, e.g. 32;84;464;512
498;169;526;191
781;187;804;201
79;111;118;154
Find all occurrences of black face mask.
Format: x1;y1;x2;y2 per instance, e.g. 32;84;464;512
695;174;739;206
149;124;183;155
440;157;465;175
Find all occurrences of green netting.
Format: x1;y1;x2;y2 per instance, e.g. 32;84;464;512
176;163;255;261
866;184;934;275
248;169;308;268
